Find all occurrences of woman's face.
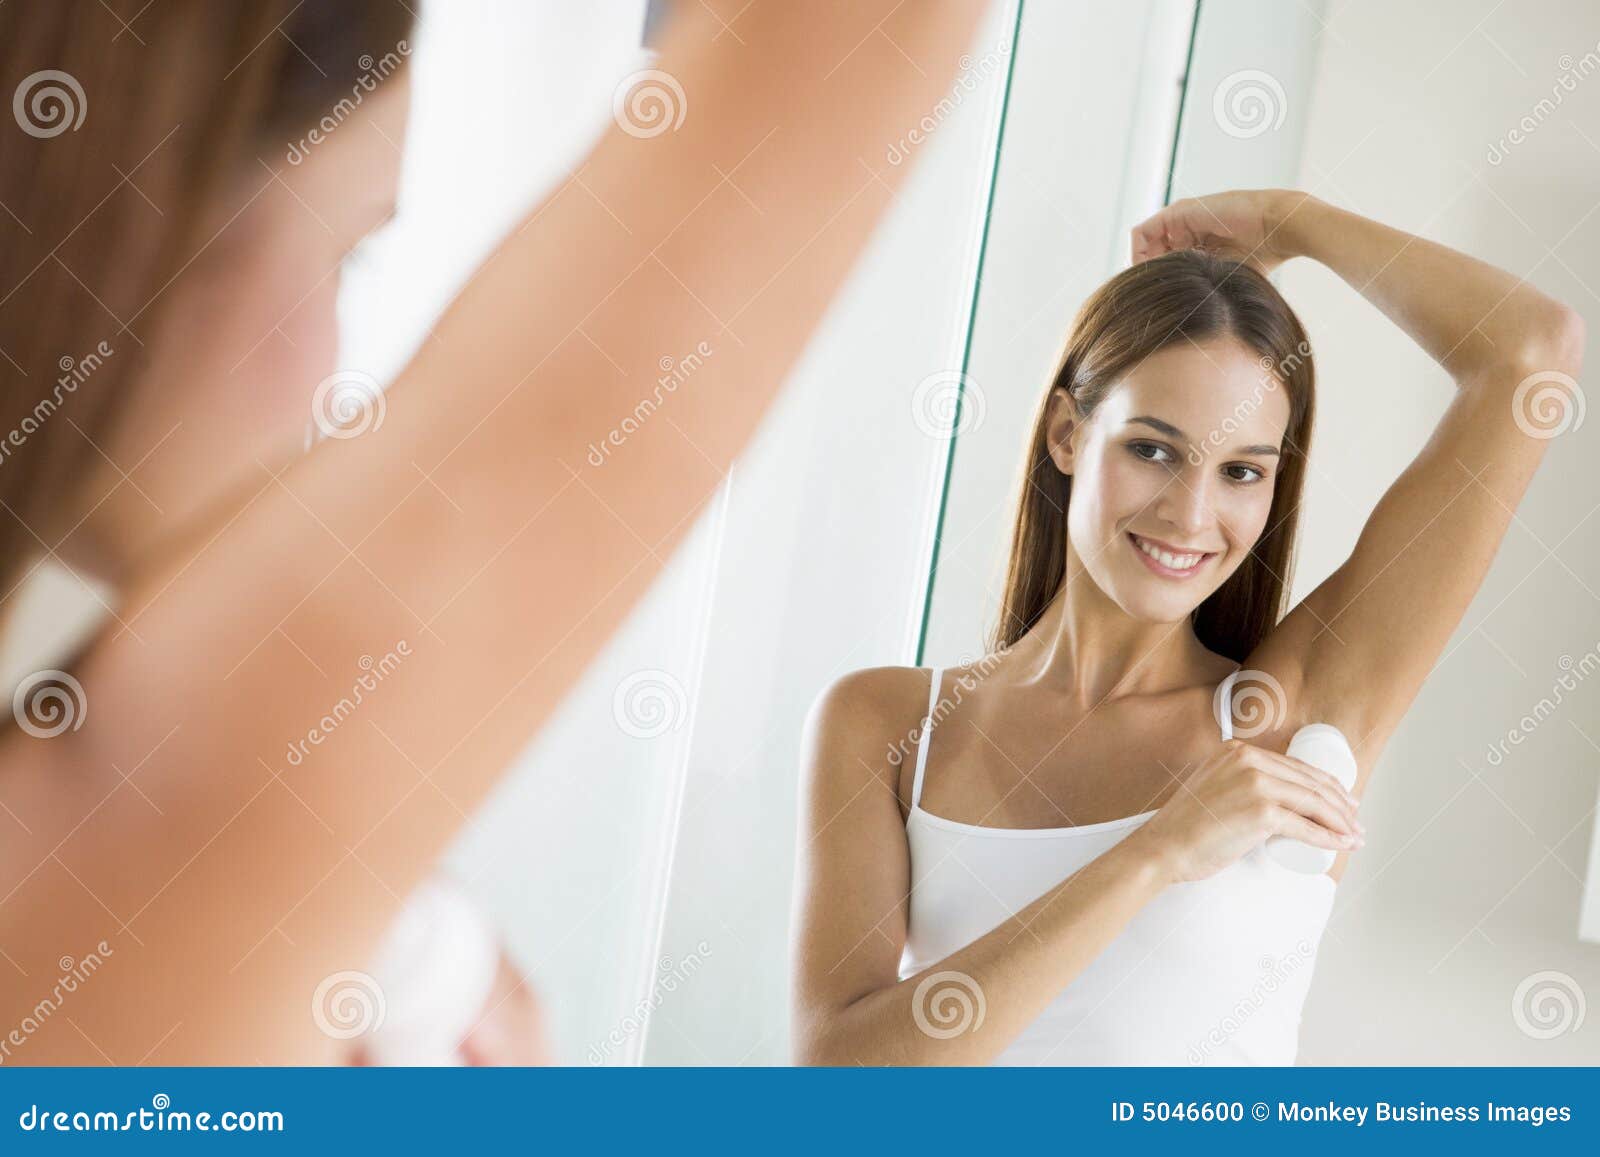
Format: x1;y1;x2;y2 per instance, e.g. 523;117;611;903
64;74;411;582
1049;336;1292;624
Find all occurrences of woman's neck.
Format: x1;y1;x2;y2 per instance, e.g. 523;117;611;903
999;573;1227;708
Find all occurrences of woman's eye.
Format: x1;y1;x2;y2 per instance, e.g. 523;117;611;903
1129;441;1171;463
1225;463;1265;484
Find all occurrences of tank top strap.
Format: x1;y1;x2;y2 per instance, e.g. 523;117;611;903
909;667;943;810
1216;664;1243;742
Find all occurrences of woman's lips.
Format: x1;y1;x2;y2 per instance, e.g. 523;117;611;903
1127;532;1216;579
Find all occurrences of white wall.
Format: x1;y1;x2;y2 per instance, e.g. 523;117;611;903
921;0;1211;664
1268;0;1600;1064
643;1;1023;1065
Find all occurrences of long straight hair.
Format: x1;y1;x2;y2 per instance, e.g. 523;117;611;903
0;2;414;607
991;249;1317;663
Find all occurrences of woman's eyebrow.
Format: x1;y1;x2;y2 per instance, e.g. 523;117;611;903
1128;415;1281;457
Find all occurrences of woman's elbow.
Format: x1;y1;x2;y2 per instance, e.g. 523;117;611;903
1514;301;1586;377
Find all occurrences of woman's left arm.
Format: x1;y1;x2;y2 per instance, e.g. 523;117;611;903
1255;192;1585;759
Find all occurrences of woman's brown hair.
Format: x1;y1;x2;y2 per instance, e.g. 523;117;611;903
0;1;414;604
991;249;1316;663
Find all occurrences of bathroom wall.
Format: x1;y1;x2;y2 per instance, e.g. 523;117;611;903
1266;0;1600;1063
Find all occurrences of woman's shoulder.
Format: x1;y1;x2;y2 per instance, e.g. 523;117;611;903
805;664;932;735
801;658;1002;776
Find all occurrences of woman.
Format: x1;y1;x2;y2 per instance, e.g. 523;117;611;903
0;0;989;1064
790;188;1585;1065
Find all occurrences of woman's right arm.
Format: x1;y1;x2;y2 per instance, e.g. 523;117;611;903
790;670;1362;1065
0;2;991;1064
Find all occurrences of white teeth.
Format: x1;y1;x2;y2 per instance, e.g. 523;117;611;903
1133;535;1203;570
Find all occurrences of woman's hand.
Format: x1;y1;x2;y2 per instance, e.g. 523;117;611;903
1129;189;1309;272
1127;737;1363;884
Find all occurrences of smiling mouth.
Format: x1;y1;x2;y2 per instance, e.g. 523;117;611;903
1127;532;1218;578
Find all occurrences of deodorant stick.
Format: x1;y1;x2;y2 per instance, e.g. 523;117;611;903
1265;722;1359;874
362;879;501;1065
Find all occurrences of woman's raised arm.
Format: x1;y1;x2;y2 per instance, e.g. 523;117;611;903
0;1;990;1064
1134;190;1584;766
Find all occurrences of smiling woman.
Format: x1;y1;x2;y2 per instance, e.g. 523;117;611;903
996;248;1313;660
789;179;1583;1065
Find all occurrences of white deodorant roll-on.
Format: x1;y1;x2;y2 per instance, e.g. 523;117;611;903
1264;722;1359;874
362;879;501;1066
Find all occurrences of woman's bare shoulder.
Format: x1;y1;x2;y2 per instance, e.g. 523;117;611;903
800;665;935;794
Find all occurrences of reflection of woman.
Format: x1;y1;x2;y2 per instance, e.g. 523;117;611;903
791;189;1584;1064
0;1;988;1063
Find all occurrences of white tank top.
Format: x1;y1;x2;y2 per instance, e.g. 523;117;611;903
897;666;1337;1065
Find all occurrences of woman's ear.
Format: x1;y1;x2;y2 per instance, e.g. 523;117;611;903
1042;387;1080;475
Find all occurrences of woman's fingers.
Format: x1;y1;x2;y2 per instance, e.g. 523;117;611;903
1271;807;1355;851
1242;745;1359;828
1255;767;1358;838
